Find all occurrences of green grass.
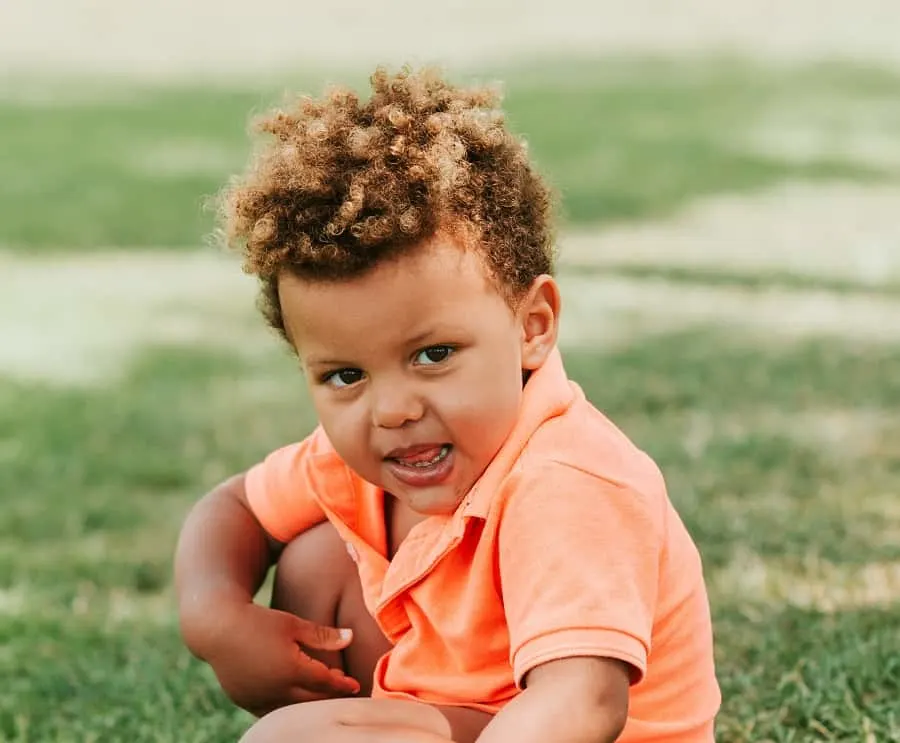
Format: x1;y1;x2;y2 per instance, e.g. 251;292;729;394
714;606;900;741
1;617;249;741
3;57;900;250
4;55;900;742
3;331;899;741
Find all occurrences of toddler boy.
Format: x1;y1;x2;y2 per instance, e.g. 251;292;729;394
174;67;720;743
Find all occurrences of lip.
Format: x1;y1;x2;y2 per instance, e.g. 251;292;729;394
384;443;447;460
384;445;455;488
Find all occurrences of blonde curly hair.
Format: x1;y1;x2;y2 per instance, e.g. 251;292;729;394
220;66;556;339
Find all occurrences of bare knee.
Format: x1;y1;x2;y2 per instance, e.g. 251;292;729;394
270;522;391;693
271;521;354;622
239;701;330;743
240;699;462;743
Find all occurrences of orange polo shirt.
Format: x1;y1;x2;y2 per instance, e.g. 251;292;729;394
245;349;721;741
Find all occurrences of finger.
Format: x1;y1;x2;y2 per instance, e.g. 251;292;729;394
293;618;354;651
325;665;362;694
291;647;361;694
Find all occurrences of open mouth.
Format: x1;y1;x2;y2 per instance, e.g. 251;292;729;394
384;443;455;488
389;444;452;468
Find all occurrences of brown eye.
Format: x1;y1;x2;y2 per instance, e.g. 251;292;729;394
323;368;364;388
415;346;453;365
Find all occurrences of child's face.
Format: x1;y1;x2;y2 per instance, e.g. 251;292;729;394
278;233;559;516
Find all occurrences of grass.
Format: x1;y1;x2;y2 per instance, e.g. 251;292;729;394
3;56;900;742
3;57;900;250
3;332;900;741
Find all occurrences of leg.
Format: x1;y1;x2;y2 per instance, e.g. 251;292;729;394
271;521;392;696
265;522;493;742
240;698;455;743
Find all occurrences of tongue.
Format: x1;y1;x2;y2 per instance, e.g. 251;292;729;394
398;446;443;464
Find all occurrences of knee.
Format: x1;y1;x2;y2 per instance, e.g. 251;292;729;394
271;521;355;617
276;521;355;585
239;702;331;743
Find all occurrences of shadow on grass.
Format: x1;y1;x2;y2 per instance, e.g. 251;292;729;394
2;328;899;740
3;57;900;250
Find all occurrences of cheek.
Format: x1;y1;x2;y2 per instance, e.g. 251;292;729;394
438;365;522;439
309;395;367;456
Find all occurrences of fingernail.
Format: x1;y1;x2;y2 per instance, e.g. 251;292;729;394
339;628;352;641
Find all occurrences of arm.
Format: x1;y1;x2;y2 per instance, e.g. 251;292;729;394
492;463;663;743
174;471;359;716
174;472;277;659
476;657;630;743
175;433;334;647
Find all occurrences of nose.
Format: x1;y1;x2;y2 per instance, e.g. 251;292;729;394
370;380;424;429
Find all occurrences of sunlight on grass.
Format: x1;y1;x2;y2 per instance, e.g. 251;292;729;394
2;58;900;250
5;55;900;743
710;552;900;612
2;324;899;739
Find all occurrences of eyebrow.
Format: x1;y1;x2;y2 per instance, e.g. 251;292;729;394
404;328;441;348
302;356;355;369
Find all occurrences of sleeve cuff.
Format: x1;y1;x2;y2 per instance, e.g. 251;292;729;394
512;628;648;688
244;462;293;544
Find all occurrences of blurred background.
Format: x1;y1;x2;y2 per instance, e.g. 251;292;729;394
2;2;899;741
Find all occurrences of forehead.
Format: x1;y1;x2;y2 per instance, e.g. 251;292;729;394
278;237;510;357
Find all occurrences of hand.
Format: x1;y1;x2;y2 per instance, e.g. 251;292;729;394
204;601;361;717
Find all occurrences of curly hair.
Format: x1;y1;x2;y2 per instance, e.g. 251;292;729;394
220;66;556;339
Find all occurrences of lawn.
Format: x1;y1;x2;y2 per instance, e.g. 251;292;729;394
2;58;899;742
3;58;900;251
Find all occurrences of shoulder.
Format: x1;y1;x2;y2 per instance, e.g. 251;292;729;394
251;425;360;495
490;397;669;538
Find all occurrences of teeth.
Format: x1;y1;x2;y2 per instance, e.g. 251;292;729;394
408;445;450;468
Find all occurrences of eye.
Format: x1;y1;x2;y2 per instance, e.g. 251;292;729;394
323;368;365;388
414;345;454;366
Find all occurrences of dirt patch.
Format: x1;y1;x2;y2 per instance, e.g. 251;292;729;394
4;245;899;387
745;108;900;172
560;183;900;286
710;550;900;612
126;140;243;178
1;249;267;386
559;274;900;349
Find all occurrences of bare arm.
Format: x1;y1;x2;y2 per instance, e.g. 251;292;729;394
174;472;277;659
476;657;631;743
174;472;360;716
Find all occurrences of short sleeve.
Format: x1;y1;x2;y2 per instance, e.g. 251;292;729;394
498;462;663;687
244;428;331;543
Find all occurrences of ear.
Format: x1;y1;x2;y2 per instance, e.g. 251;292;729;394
518;275;561;371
